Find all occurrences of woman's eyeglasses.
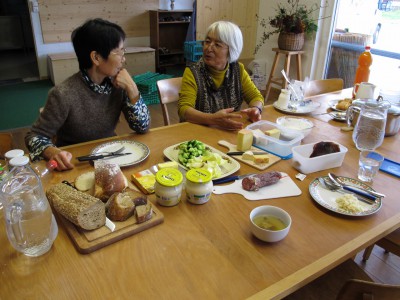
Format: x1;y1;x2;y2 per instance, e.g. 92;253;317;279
202;39;228;51
111;48;126;57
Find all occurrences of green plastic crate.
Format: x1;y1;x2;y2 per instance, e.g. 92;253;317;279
142;91;160;105
133;72;174;105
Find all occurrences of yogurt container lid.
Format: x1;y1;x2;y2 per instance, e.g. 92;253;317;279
9;156;29;167
156;168;183;186
186;168;212;183
5;149;24;160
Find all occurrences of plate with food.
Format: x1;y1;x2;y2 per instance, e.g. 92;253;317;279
273;101;321;115
329;111;347;122
91;140;150;167
309;176;382;216
328;98;353;112
163;140;240;180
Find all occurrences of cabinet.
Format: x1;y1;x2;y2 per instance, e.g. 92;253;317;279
150;10;193;73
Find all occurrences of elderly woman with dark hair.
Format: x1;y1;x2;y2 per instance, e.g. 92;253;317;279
25;18;150;171
178;21;264;130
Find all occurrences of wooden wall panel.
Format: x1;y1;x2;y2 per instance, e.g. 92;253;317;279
38;0;158;44
196;0;259;60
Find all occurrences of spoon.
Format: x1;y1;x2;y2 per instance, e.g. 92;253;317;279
328;173;385;199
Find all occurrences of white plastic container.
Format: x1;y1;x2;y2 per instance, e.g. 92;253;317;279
246;120;304;158
154;168;183;206
291;141;348;174
185;169;213;205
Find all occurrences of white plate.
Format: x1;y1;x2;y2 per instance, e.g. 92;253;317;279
273;101;321;115
328;99;346;112
329;111;347;122
309;176;382;216
163;141;240;180
91;140;150;167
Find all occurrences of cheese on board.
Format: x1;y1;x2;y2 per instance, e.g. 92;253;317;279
242;151;254;161
237;129;253;151
253;154;270;164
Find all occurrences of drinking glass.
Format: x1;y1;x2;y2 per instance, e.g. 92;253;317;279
358;151;384;182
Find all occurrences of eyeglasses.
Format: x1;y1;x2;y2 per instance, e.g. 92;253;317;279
202;39;228;51
110;48;126;57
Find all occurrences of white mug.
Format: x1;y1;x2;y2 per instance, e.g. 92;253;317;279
353;82;376;99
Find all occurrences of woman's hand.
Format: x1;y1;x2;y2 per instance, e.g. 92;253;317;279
113;69;140;103
211;108;244;130
43;146;74;171
241;106;262;123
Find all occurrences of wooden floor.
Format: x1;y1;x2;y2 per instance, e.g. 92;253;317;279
5;92;400;289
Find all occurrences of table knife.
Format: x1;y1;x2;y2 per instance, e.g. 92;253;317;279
213;173;256;184
77;152;131;161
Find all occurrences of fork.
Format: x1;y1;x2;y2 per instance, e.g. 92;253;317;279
102;146;125;155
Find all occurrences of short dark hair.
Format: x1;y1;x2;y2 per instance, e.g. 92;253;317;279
71;18;125;70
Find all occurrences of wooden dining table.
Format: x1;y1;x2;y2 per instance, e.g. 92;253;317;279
1;89;399;300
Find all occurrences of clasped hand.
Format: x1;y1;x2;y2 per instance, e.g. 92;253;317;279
214;107;262;130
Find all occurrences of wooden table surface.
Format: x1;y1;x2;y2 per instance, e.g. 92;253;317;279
1;89;399;300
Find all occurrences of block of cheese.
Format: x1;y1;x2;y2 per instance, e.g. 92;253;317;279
242;151;254;161
253;154;270;164
265;128;281;139
158;161;178;170
131;169;156;194
237;129;253;151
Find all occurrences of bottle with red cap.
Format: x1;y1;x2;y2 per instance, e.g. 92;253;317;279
30;159;58;187
353;46;373;98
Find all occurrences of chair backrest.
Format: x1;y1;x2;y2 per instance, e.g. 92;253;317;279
0;132;13;158
337;279;400;300
156;77;182;126
304;78;344;98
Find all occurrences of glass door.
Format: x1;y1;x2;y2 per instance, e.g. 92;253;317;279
325;0;400;93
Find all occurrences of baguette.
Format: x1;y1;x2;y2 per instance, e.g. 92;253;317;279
46;183;106;230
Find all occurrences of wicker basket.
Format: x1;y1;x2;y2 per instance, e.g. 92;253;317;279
278;32;305;51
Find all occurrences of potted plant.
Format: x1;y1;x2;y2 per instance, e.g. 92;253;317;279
255;0;328;53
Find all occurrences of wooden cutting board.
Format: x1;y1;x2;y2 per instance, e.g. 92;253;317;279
218;140;281;170
213;172;301;200
54;201;164;254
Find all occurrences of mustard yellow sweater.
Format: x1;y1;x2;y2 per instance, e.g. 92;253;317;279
178;62;264;120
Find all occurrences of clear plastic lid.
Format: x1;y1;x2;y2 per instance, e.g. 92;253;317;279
9;156;29;167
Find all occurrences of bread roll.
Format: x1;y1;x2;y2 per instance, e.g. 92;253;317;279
46;183;106;230
94;161;128;202
106;189;146;221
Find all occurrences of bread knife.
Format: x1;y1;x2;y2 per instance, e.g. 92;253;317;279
227;151;266;156
77;152;132;161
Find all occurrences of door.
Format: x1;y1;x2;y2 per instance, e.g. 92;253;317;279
325;0;400;93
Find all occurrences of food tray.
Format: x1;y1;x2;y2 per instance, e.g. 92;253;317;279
246;120;303;159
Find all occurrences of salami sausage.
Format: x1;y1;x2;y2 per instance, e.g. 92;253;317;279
242;171;282;191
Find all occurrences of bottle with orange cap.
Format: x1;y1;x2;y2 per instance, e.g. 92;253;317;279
353;46;373;98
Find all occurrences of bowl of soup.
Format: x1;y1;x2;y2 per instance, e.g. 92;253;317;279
249;205;291;242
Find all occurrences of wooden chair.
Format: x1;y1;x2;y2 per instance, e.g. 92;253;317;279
362;228;400;261
304;78;344;98
337;279;400;300
156;77;182;126
0;132;13;158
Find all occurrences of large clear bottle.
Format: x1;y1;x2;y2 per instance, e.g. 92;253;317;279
353;46;373;98
0;156;58;257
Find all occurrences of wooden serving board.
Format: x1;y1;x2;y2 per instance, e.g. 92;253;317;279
54;203;164;254
218;140;281;170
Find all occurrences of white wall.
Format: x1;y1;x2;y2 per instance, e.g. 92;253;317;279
29;0;194;79
254;0;336;81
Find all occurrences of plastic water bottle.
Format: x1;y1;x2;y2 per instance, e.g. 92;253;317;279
0;156;58;257
30;160;58;187
353;46;373;98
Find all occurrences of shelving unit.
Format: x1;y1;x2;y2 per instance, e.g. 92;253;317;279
150;10;193;73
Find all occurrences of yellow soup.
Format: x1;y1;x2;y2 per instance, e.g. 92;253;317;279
253;215;286;231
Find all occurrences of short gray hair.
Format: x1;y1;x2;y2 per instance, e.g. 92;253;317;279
205;21;243;63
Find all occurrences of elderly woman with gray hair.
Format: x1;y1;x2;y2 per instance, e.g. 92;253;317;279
178;21;264;130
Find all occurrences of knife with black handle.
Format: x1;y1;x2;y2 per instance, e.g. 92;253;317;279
77;152;131;161
213;173;256;184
